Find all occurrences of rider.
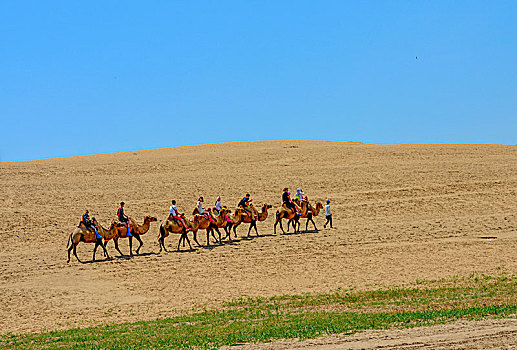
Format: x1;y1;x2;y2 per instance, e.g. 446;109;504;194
170;200;188;230
117;202;132;237
82;210;102;240
238;193;257;220
197;196;214;221
214;196;222;215
295;188;305;202
282;188;299;215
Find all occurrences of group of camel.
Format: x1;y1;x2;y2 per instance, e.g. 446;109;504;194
67;198;324;263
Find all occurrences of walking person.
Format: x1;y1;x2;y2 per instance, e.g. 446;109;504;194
323;200;333;229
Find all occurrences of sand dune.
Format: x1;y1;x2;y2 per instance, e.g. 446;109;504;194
1;141;516;340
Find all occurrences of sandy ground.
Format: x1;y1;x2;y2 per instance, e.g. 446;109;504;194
225;318;517;349
1;141;516;344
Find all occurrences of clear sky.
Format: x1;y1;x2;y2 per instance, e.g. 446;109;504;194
1;1;515;161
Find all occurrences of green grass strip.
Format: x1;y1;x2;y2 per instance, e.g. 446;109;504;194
2;274;516;349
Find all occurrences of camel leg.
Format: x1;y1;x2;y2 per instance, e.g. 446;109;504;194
309;218;317;231
103;240;108;257
113;238;124;256
192;230;202;246
206;229;211;246
100;239;110;259
177;234;183;251
129;236;133;256
160;235;168;253
185;234;193;250
213;227;222;243
279;219;286;234
233;223;241;238
93;241;99;261
248;221;258;237
226;224;234;239
286;219;292;232
223;226;231;240
67;244;73;263
135;234;144;254
73;244;81;263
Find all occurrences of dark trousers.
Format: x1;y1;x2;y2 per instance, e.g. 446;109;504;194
324;215;332;228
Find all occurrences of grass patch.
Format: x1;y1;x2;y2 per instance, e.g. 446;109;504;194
2;273;516;349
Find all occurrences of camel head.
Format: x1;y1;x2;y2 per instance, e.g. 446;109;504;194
263;204;273;210
315;202;323;210
145;216;158;223
190;214;204;230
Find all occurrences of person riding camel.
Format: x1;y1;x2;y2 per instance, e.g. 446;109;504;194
170;200;189;230
214;196;222;215
282;188;299;215
82;210;102;240
238;193;257;220
117;202;132;237
197;196;214;221
295;188;305;202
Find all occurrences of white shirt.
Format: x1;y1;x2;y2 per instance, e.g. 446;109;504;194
170;205;178;216
215;200;222;211
197;201;206;214
325;204;331;216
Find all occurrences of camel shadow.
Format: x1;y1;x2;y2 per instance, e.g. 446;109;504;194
220;239;240;246
132;252;159;258
171;248;197;253
240;233;276;241
279;229;319;236
80;257;113;264
195;244;221;251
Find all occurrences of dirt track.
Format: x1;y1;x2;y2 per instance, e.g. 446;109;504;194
227;318;517;349
1;141;516;338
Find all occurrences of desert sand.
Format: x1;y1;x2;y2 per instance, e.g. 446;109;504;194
1;141;516;346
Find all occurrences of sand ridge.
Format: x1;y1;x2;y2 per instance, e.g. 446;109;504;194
1;141;517;335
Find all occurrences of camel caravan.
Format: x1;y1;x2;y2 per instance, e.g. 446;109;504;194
67;188;328;263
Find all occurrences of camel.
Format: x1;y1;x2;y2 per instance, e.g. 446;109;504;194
229;204;272;237
67;218;116;263
274;203;305;234
286;200;309;232
223;208;245;240
158;214;204;252
289;201;323;231
190;210;225;246
203;207;231;245
105;216;157;256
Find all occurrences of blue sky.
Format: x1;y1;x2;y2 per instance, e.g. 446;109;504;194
1;1;515;161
